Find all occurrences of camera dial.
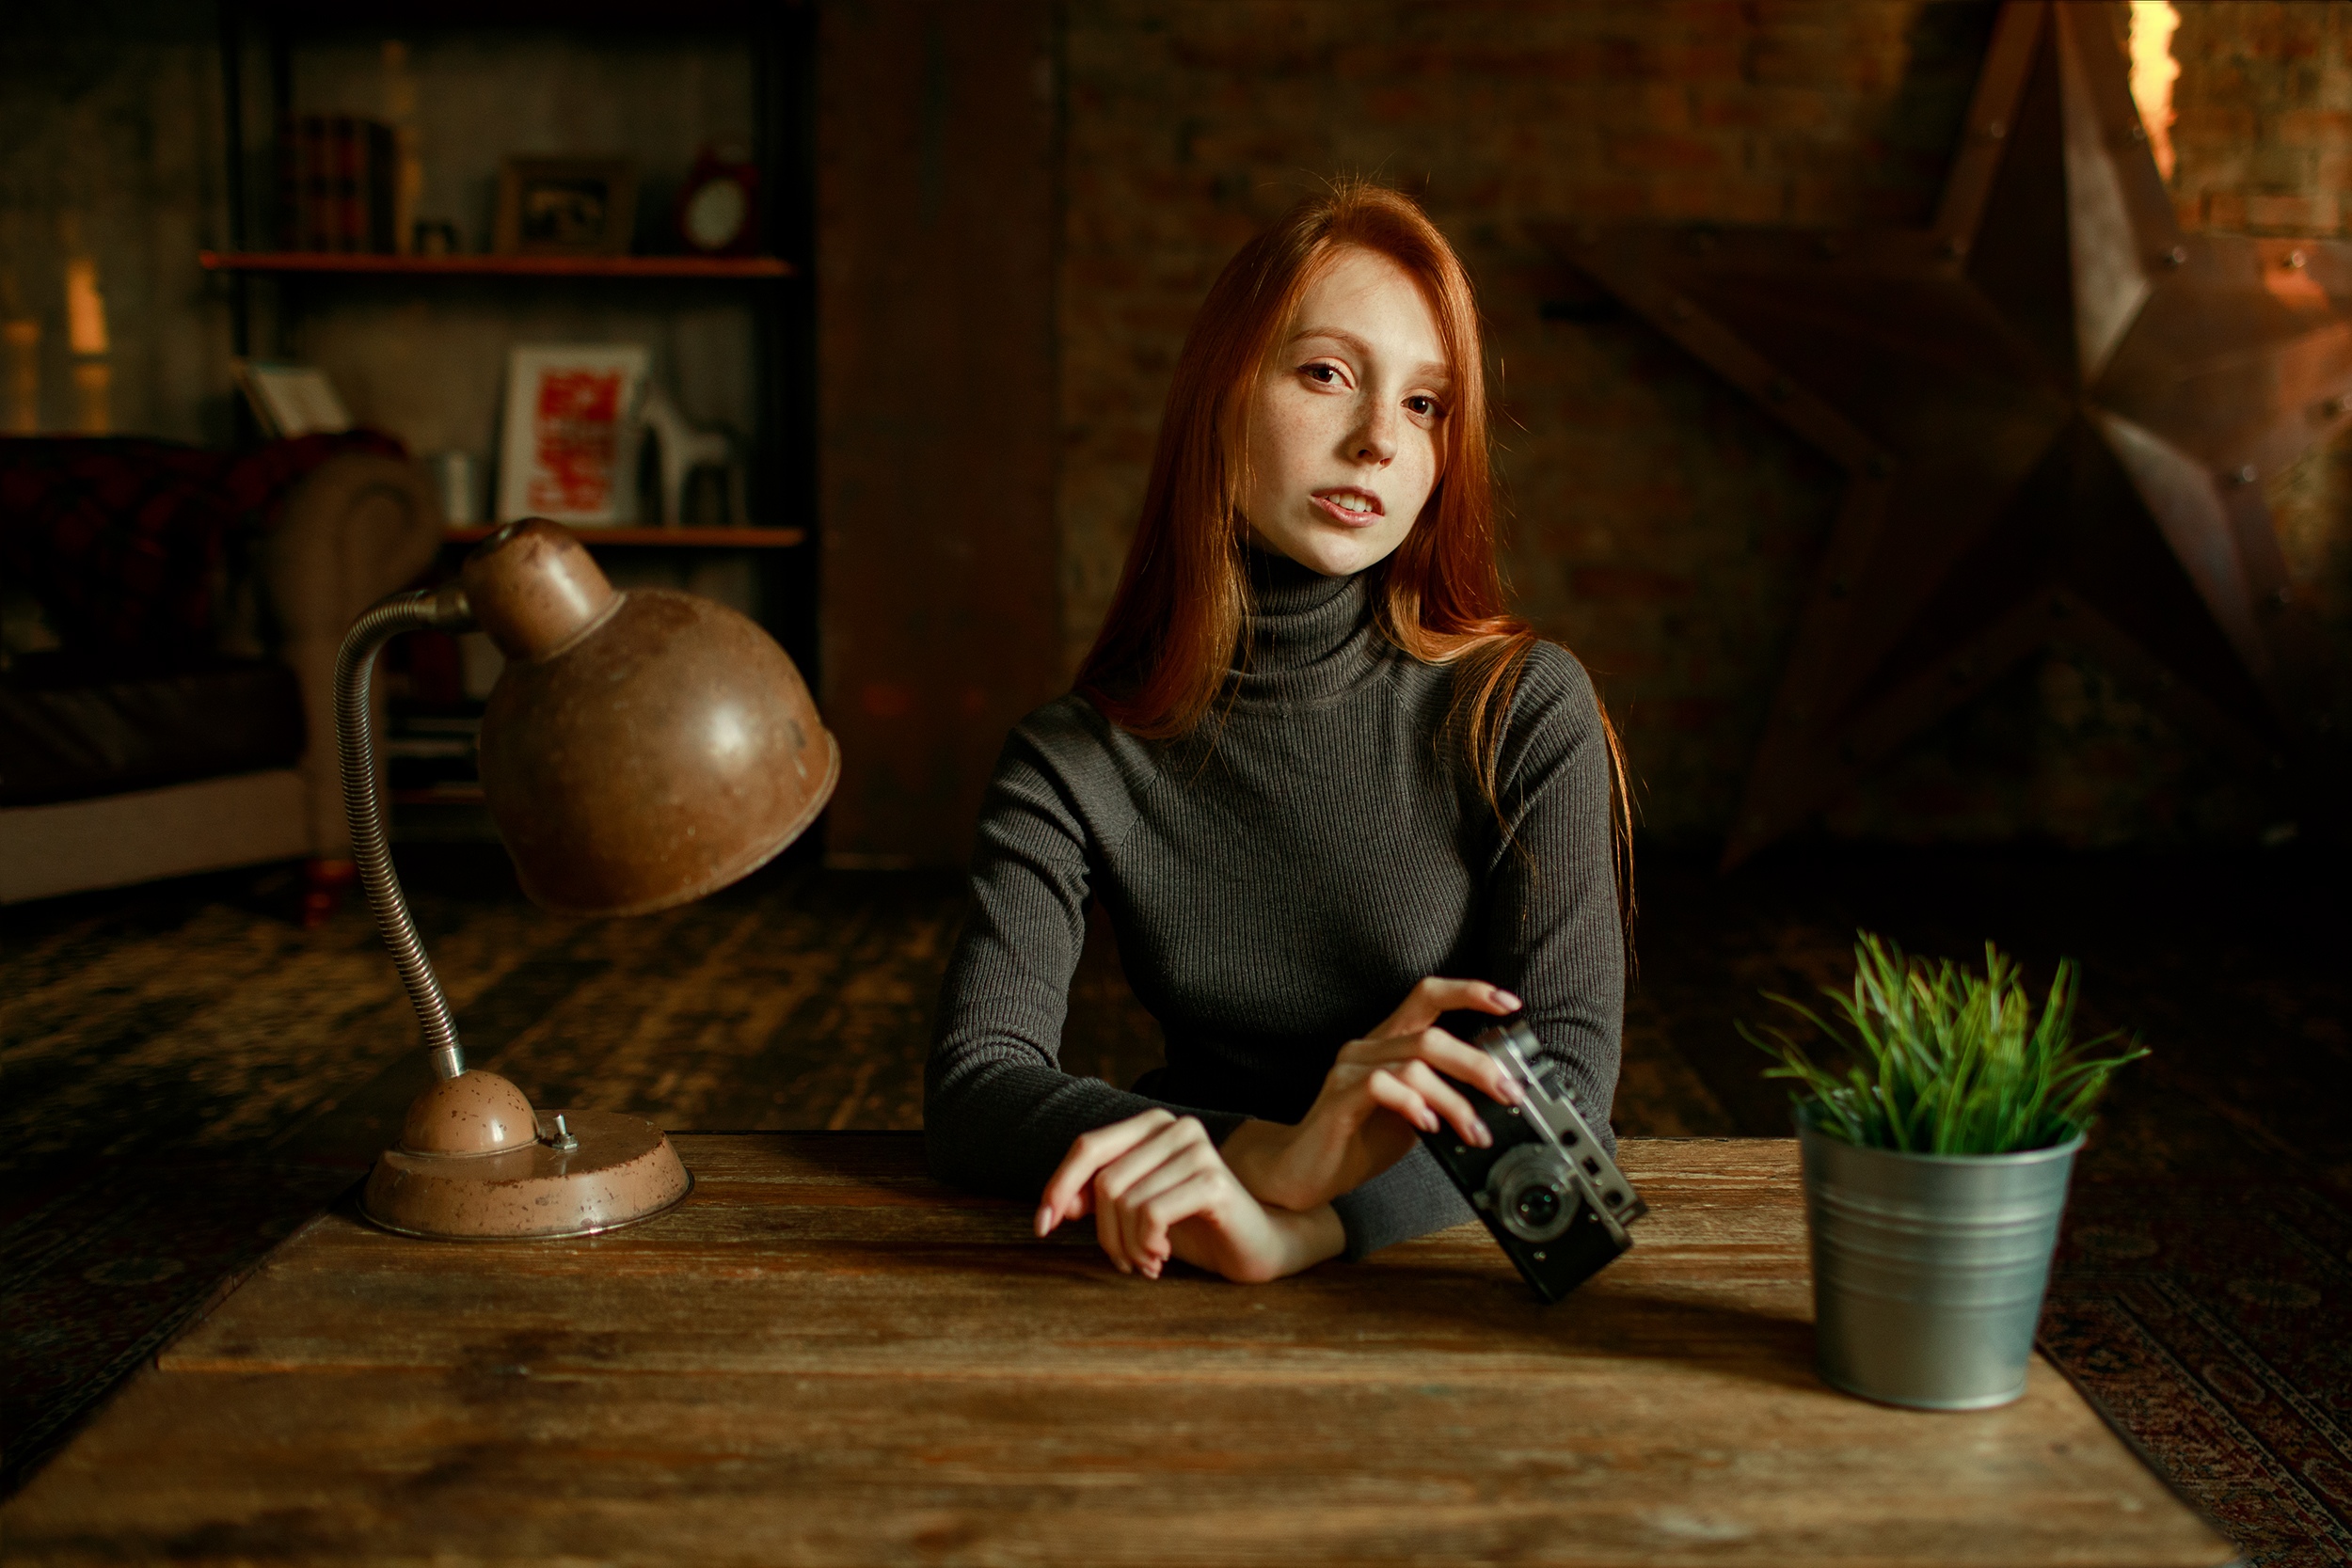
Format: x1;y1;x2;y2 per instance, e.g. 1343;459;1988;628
1486;1144;1576;1243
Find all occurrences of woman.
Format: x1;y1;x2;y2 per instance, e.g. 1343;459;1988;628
926;180;1630;1284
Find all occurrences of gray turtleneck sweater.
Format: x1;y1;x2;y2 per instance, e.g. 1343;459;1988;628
924;549;1624;1259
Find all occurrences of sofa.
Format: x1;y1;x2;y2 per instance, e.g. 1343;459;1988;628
0;435;444;910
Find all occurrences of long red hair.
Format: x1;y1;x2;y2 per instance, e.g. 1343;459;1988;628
1075;181;1633;923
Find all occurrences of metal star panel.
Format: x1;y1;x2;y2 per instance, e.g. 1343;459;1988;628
1539;1;2347;866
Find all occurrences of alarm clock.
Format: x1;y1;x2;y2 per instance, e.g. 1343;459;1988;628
675;148;760;257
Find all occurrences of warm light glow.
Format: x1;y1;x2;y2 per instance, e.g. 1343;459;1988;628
71;359;110;436
64;256;108;356
2129;1;2181;183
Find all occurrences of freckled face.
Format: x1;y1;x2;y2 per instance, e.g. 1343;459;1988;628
1239;246;1451;578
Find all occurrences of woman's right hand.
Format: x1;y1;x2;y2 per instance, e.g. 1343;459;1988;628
1220;976;1524;1212
1035;1110;1343;1282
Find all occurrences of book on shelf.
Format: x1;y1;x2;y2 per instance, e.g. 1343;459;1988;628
278;115;397;253
232;360;353;438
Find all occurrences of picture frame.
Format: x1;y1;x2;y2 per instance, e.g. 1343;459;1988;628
493;156;638;257
497;343;651;527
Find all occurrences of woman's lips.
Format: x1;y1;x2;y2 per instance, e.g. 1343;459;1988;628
1311;489;1384;529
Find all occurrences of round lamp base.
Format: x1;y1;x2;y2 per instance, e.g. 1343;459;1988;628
360;1108;692;1240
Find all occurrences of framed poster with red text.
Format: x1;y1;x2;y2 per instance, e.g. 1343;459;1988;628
497;343;650;525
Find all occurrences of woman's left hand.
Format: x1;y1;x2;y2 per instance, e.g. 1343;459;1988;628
1035;1111;1344;1282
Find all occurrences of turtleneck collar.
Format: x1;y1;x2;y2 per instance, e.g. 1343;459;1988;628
1231;545;1384;705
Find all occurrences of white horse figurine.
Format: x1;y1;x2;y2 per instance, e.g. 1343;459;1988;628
637;387;744;528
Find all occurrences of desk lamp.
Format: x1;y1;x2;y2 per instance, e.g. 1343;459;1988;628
337;519;839;1239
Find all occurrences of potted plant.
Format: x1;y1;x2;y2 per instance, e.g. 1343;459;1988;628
1742;933;2147;1410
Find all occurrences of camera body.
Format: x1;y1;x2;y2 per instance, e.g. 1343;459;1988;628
1420;1021;1646;1303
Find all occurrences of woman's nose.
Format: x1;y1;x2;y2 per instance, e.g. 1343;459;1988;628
1349;402;1399;465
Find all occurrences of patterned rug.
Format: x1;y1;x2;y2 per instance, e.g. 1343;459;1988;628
3;843;2345;1564
2045;1183;2352;1562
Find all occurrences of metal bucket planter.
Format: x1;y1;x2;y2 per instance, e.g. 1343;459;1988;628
1799;1105;2083;1410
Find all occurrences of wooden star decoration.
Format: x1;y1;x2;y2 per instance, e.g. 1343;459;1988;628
1537;0;2347;866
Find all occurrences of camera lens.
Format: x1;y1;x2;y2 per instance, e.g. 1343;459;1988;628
1486;1145;1576;1243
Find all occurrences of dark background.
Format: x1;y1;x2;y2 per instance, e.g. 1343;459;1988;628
4;0;2346;865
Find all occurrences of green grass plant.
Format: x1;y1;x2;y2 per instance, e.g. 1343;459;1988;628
1740;931;2148;1155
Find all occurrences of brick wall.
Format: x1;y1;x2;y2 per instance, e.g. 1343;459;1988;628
2172;0;2352;236
1055;0;2350;849
2169;2;2352;846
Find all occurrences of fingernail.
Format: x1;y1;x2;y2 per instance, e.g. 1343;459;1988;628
1496;990;1521;1008
1034;1206;1052;1235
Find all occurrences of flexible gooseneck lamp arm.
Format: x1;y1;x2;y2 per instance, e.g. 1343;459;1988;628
341;518;835;1241
334;581;478;1085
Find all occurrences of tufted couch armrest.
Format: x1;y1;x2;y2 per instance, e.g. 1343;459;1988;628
262;452;445;859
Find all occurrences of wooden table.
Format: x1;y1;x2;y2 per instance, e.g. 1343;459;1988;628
7;1135;2234;1566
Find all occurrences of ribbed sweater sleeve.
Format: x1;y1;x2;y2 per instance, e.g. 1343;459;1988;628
1486;645;1627;1132
1324;645;1624;1259
924;719;1248;1204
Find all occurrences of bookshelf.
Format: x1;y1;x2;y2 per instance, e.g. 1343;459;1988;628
214;6;820;839
211;3;817;602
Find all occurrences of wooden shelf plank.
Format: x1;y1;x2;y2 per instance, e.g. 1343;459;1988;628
199;250;796;280
441;525;807;548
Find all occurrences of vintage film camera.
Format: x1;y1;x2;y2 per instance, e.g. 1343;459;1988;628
1421;1020;1646;1302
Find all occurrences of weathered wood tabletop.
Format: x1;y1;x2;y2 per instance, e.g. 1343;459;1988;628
7;1134;2233;1566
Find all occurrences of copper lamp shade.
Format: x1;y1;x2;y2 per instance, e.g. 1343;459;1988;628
336;520;839;1240
469;521;838;916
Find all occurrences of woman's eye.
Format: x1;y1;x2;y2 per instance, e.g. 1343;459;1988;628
1301;362;1343;386
1406;395;1442;418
